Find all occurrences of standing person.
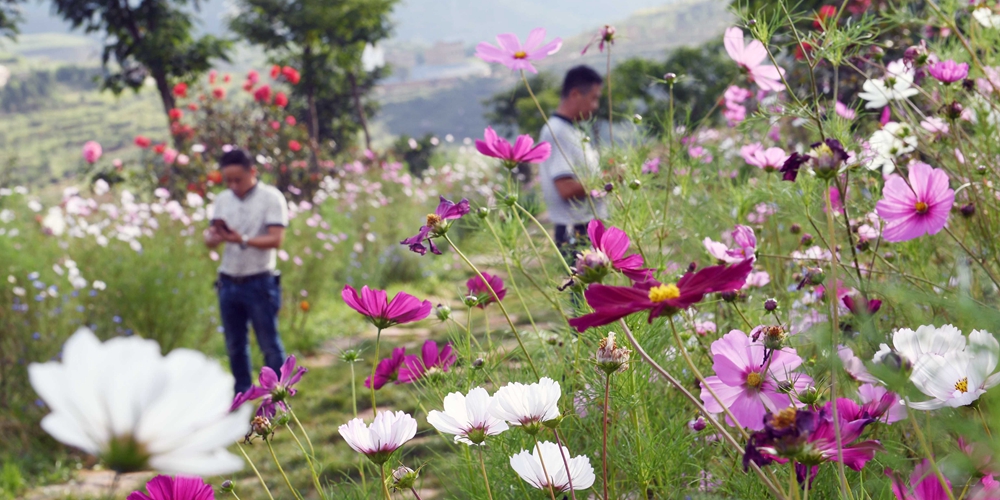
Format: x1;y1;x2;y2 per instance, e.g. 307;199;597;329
204;149;289;394
538;65;608;259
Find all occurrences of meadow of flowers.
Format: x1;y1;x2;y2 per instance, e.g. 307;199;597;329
8;0;1000;499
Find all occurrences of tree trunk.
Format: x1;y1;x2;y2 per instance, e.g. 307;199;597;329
348;71;371;151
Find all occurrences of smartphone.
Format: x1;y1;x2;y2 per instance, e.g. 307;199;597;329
211;219;233;233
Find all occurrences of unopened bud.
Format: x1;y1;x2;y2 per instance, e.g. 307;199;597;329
663;72;678;84
764;298;778;311
632;114;643;124
806;267;826;285
720;290;738;302
220;480;234;493
604;182;614;193
977;165;988;176
463;295;479;308
546;334;560;345
800;233;814;245
435;303;452;321
962;79;976;92
689;416;707;432
390;466;419;491
472;357;484;368
790;223;801;234
503;193;518;206
945;101;964;120
688;262;698;273
961;203;975;218
477;207;489;219
883;251;896;262
629;179;642;190
797;386;823;406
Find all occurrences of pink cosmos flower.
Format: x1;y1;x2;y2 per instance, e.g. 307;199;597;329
342;285;432;329
339;411;417;465
888;460;951;500
568;259;754;332
838;346;879;383
841;383;906;424
835;101;857;120
398;340;457;384
700;330;813;430
467;272;507;308
82;141;103;164
724;85;753;104
703;225;757;264
365;347;406;390
582;24;615;54
400;195;470;255
741;143;788;172
576;219;653;283
921;117;949;137
127;475;214;500
927;60;969;84
642;157;660;174
475;28;563;73
724;27;786;92
875;162;955;242
475;126;550;169
230;355;307;417
162;148;179;165
743;270;771;288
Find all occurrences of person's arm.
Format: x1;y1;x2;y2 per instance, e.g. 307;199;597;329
204;226;224;248
219;225;285;249
553;177;588;201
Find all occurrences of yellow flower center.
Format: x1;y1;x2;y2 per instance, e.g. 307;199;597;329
955;377;969;393
648;283;681;302
914;201;929;214
771;407;797;430
426;213;442;226
746;371;763;389
513;50;528;59
810;143;833;157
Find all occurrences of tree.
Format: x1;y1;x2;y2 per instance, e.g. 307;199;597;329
49;0;230;125
230;0;395;164
0;0;22;39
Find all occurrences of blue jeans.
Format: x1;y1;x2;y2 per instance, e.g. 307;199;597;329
218;273;286;394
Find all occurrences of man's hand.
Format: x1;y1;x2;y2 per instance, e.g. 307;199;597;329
204;227;225;248
554;177;588;201
219;228;243;243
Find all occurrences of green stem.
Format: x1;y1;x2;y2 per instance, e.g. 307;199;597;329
533;435;559;500
236;441;275;500
909;411;957;500
285;423;325;498
371;329;383;418
380;465;393;500
483;218;544;337
265;438;303;500
515;202;574;276
602;371;611;500
478;445;495;500
289;408;314;456
552;429;578;500
443;233;540;379
512;206;554;283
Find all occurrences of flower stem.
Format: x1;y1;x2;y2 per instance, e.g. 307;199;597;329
607;46;614;149
371;328;383;418
617;320;788;500
285;423;325;498
477;445;495;500
410;487;423;500
944;226;1000;290
236;441;275;500
349;360;366;490
552;429;577;500
511;206;554;283
514;202;574;276
908;410;957;500
380;465;393;500
289;408;314;456
265;438;304;500
483;218;544;337
533;435;559;500
602;371;612;500
443;233;539;379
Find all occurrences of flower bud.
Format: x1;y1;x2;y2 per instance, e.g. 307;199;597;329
881;351;905;372
546;334;560;346
220;480;234;493
806;267;826;285
472;357;484;369
476;207;489;219
796;386;823;407
629;179;642;190
252;416;272;438
856;239;870;252
720;290;738;302
632;114;643;124
754;325;787;350
869;46;884;62
764;298;778;311
883;251;896;262
962;79;976;91
463;295;479;308
273;410;291;427
944;101;964;120
435;303;452;321
689;416;708;432
390;466;419;491
595;332;631;374
663;72;678;84
503;193;518;206
977;165;988;176
808;139;847;180
604;182;614;193
790;223;801;234
903;43;929;66
800;233;814;245
688;262;698;273
961;203;975;217
575;249;612;285
543;414;564;430
340;349;361;363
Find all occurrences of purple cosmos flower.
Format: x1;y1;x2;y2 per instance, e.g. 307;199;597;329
780;139;847;182
875;162;955;242
475;28;563;73
887;460;951;500
842;294;882;315
127;475;214;500
701;330;813;430
365;347;406;390
927;60;970;84
475;126;551;169
467;272;507;308
840;383;906;424
231;355;307;418
342;285;432;330
398;340;457;384
581;24;615;54
703;225;757;264
400;196;470;255
568;259;754;332
575;219;653;284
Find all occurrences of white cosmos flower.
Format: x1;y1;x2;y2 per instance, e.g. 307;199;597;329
338;410;417;465
489;377;561;433
858;60;919;109
28;328;251;475
973;7;1000;29
509;441;595;492
427;387;508;445
864;122;917;175
877;324;968;367
909;330;1000;410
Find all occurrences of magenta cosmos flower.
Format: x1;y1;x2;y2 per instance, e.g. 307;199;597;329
400;195;470;255
366;346;406;390
875;162;954;242
475;28;562;73
82;141;103;164
888;460;951;500
575;219;653;284
724;27;785;92
127;475;214;500
342;285;432;329
398;340;457;384
231;355;307;417
467;272;507;308
568;259;754;332
476;126;551;169
927;60;969;84
701;329;813;430
703;225;757;264
740;143;788;172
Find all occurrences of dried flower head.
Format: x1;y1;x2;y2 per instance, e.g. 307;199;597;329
595;332;631;374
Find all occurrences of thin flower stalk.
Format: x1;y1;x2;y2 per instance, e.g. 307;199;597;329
532;435;559;500
514;202;573;276
511;204;554;283
907;408;957;500
289;407;314;456
443;233;539;379
371;329;383;417
285;423;325;498
266;438;304;500
602;371;611;500
236;442;276;500
483;217;545;337
943;226;1000;290
478;446;495;500
823;180;851;500
618;320;788;500
552;429;577;500
380;465;392;500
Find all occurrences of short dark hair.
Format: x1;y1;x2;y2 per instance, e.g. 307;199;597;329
219;149;253;169
561;65;603;98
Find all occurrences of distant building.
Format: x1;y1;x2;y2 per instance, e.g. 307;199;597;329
423;41;466;66
385;49;418;71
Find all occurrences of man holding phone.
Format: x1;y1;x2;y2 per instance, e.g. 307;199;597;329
204;149;289;394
